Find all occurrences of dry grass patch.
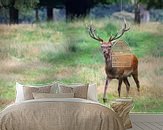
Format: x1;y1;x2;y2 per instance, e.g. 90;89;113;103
97;56;163;99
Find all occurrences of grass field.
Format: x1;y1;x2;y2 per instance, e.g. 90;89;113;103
0;18;163;112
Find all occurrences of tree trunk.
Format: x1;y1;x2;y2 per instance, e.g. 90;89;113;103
35;8;39;22
9;6;19;24
134;1;141;24
47;7;53;21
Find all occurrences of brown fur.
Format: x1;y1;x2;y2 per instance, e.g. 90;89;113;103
102;42;140;102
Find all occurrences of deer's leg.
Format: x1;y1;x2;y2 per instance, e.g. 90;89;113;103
126;77;130;87
132;73;140;92
123;77;130;97
118;78;123;97
103;78;110;103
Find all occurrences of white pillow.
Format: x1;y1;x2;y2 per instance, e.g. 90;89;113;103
15;82;58;103
15;82;24;103
87;84;98;102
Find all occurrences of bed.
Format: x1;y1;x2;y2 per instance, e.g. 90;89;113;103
0;82;125;130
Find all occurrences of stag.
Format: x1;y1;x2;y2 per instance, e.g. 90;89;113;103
88;20;140;102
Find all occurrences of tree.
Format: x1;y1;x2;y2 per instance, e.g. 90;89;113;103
39;0;63;21
133;0;163;23
65;0;93;20
39;0;93;20
0;0;39;24
38;0;130;21
0;0;18;24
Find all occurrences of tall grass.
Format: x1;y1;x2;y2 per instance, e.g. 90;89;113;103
0;18;163;112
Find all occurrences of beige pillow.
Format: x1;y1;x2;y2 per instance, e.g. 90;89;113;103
23;86;52;100
33;93;74;99
59;84;89;99
15;82;58;103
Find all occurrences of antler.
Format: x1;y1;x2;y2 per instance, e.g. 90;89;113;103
87;25;103;42
109;19;130;42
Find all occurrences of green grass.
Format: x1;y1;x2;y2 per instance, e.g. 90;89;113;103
133;97;163;112
0;18;163;112
0;80;15;100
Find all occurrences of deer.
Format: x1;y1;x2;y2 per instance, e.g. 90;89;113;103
88;20;140;103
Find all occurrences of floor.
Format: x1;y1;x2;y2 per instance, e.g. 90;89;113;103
128;114;163;130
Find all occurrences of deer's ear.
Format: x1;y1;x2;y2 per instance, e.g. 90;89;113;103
109;36;113;42
111;40;117;47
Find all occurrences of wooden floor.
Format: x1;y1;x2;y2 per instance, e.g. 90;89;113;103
128;114;163;130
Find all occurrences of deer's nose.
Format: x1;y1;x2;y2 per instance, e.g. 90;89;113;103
103;50;108;54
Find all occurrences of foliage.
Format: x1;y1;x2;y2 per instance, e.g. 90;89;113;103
39;0;63;8
94;0;163;9
0;0;39;9
15;0;39;9
139;0;163;9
